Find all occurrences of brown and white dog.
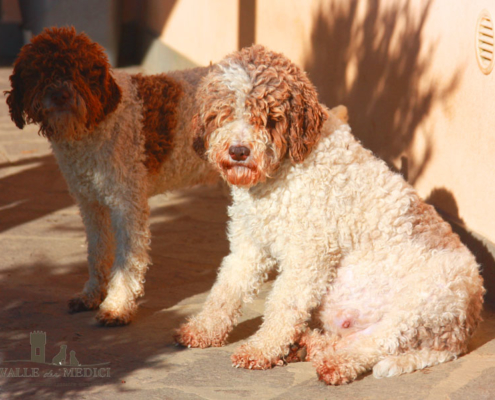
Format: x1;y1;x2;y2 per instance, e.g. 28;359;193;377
175;45;484;385
5;27;217;325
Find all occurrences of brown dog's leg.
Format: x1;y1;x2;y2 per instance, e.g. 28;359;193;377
68;198;114;313
95;190;151;326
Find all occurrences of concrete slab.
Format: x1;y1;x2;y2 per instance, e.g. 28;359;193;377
0;67;494;399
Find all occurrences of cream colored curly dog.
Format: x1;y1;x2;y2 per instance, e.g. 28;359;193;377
5;27;217;326
175;45;485;385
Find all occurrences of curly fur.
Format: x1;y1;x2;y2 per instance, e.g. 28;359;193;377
192;45;328;187
5;27;217;325
175;45;485;385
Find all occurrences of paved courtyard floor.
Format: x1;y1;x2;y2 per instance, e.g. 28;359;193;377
0;67;494;399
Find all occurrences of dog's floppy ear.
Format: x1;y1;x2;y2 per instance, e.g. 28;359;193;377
83;65;122;128
101;68;122;116
192;114;208;160
5;59;26;129
287;77;328;163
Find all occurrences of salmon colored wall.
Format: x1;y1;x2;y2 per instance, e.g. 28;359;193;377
141;0;495;244
279;0;495;245
141;0;239;68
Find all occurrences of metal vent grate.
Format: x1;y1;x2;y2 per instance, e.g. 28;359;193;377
476;10;495;74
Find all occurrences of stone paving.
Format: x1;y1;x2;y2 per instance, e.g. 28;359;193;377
0;66;494;399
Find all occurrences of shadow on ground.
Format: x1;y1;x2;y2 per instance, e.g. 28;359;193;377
0;156;234;398
1;158;495;399
0;155;73;233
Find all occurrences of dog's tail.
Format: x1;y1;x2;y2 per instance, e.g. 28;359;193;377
330;105;348;123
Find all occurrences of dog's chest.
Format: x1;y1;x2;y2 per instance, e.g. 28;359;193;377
231;182;330;257
52;140;124;200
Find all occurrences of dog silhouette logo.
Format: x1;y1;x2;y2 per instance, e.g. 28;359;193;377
51;344;67;366
69;350;80;367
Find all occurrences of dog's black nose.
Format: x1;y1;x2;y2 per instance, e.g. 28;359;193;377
229;145;251;161
50;89;71;106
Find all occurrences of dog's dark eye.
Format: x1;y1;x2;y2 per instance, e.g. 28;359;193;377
205;114;216;126
266;117;277;130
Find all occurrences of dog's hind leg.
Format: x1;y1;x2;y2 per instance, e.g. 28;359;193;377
68;198;114;313
371;312;472;378
372;349;457;378
311;325;392;385
312;315;467;385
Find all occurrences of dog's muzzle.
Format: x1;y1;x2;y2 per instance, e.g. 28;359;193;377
46;88;73;111
42;83;76;113
49;88;71;107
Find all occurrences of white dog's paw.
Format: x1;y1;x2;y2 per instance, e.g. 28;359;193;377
174;320;229;348
373;350;456;378
231;344;284;370
95;299;137;326
372;357;404;379
314;354;363;385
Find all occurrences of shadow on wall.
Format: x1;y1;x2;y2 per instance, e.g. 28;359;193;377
427;188;495;305
119;0;178;66
238;0;256;50
305;0;462;185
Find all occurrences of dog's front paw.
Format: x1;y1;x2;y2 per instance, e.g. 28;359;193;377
174;321;227;348
231;344;284;370
315;354;360;385
68;293;102;313
95;301;137;326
